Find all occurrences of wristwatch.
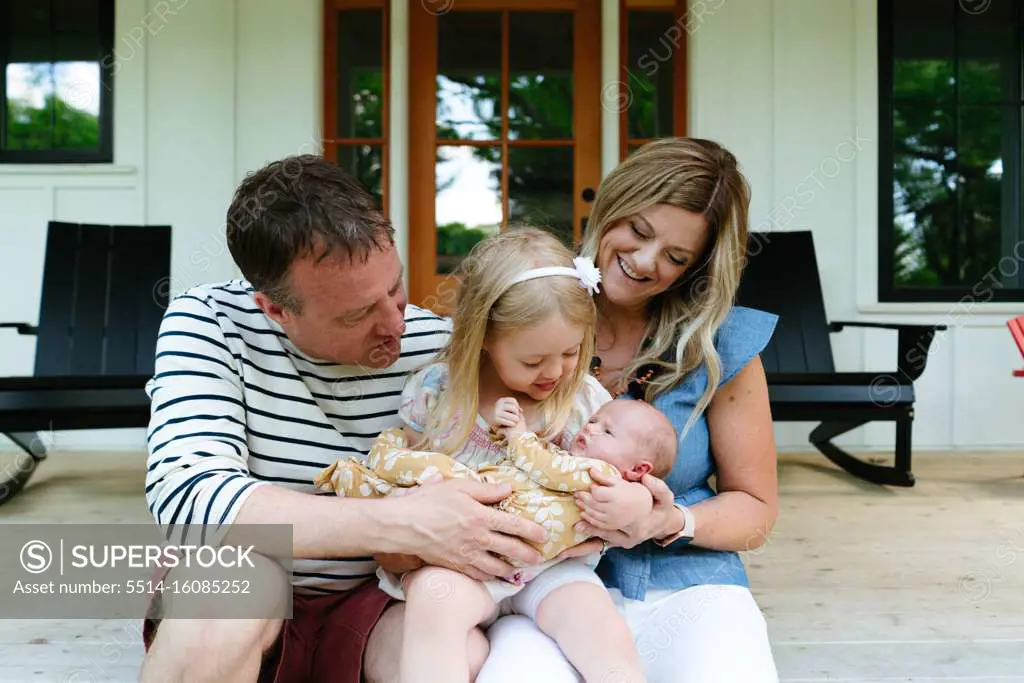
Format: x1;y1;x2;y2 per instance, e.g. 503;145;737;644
654;503;695;547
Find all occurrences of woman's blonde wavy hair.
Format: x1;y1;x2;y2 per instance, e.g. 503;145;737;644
579;137;751;436
423;228;598;455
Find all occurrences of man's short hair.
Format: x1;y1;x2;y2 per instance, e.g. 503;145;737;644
225;154;394;311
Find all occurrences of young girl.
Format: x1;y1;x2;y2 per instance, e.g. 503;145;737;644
367;228;644;683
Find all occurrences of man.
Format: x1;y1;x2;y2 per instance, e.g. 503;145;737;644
138;155;550;683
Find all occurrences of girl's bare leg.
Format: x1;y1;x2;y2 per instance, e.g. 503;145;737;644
400;566;499;683
534;582;646;683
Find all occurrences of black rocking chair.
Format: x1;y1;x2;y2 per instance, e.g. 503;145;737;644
735;230;947;486
0;221;171;504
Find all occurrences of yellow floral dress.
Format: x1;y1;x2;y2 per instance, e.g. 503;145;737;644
315;426;621;566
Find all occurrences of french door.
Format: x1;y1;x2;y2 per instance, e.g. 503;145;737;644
408;0;603;311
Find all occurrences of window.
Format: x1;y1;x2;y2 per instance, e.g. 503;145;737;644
324;0;389;213
1;0;114;164
619;0;689;159
879;0;1024;302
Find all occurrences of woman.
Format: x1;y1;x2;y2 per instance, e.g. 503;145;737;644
477;138;780;683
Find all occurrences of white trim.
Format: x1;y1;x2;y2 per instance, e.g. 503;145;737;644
854;0;880;312
855;303;1023;325
389;0;410;269
601;0;619;177
0;165;138;176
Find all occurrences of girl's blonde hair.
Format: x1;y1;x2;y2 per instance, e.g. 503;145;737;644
424;228;597;455
579;137;751;436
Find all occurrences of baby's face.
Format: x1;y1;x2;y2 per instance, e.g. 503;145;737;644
569;401;647;475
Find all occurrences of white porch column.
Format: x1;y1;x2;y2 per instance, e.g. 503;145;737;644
601;0;620;178
389;0;410;269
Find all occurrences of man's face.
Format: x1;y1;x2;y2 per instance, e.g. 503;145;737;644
254;242;407;368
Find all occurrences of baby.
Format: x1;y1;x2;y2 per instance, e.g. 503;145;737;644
315;397;678;576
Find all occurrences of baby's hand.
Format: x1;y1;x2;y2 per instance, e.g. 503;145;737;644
493;397;527;435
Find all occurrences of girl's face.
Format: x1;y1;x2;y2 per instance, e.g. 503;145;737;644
483;312;586;402
597;204;709;312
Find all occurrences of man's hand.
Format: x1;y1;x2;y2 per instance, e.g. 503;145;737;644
378;478;547;582
493;397;526;436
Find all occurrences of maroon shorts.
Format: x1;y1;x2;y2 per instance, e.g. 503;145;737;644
142;569;393;683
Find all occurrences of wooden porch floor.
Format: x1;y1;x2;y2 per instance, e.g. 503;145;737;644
0;447;1021;682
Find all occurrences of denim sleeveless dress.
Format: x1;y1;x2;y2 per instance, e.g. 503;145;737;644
594;305;779;601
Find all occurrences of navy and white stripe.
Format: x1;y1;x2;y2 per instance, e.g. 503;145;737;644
144;280;451;593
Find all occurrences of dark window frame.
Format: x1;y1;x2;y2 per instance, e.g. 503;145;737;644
877;0;1024;302
0;0;115;164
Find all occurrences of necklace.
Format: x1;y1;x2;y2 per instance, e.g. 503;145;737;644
589;356;656;399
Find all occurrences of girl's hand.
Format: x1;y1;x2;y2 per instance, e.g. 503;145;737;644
493;397;526;434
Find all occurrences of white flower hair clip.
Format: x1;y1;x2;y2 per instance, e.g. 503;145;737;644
509;255;602;296
572;256;602;295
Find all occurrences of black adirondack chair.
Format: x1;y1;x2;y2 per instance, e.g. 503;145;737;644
0;221;171;504
735;230;946;486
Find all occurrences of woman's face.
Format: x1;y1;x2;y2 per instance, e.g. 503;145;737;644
597;204;709;311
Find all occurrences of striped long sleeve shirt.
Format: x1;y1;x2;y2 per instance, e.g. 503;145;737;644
144;279;451;593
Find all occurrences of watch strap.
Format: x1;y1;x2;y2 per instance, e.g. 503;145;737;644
654;503;695;547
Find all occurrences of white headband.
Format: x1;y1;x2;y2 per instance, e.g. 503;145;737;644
509;256;602;296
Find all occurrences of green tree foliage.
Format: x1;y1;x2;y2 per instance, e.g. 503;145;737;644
891;59;1008;288
5;64;99;151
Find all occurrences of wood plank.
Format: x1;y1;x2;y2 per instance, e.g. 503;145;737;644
774;640;1024;681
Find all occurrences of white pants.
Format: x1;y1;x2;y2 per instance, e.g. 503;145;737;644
475;584;779;683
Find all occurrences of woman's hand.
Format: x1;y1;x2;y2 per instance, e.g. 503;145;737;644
575;470;681;549
574;466;653;537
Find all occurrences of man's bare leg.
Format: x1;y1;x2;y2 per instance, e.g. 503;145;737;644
138;553;291;683
140;617;283;683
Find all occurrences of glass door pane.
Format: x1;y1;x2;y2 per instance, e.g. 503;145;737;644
410;0;601;310
436;145;503;275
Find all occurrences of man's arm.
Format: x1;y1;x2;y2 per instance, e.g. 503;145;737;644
144;294;265;537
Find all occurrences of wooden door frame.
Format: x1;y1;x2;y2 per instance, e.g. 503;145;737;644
408;0;602;310
618;0;689;160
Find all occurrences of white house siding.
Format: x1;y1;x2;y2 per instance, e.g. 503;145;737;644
0;0;1020;453
690;0;1024;452
0;0;322;451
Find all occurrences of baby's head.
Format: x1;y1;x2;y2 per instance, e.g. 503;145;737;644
569;400;677;481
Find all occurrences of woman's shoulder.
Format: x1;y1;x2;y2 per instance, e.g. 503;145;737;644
651;305;778;405
713;305;779;386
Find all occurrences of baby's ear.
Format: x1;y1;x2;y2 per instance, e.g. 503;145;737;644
624;461;653;482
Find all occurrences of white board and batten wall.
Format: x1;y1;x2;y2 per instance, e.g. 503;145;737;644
0;0;1019;454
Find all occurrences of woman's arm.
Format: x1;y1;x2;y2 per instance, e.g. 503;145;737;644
682;354;779;551
575;355;779;552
